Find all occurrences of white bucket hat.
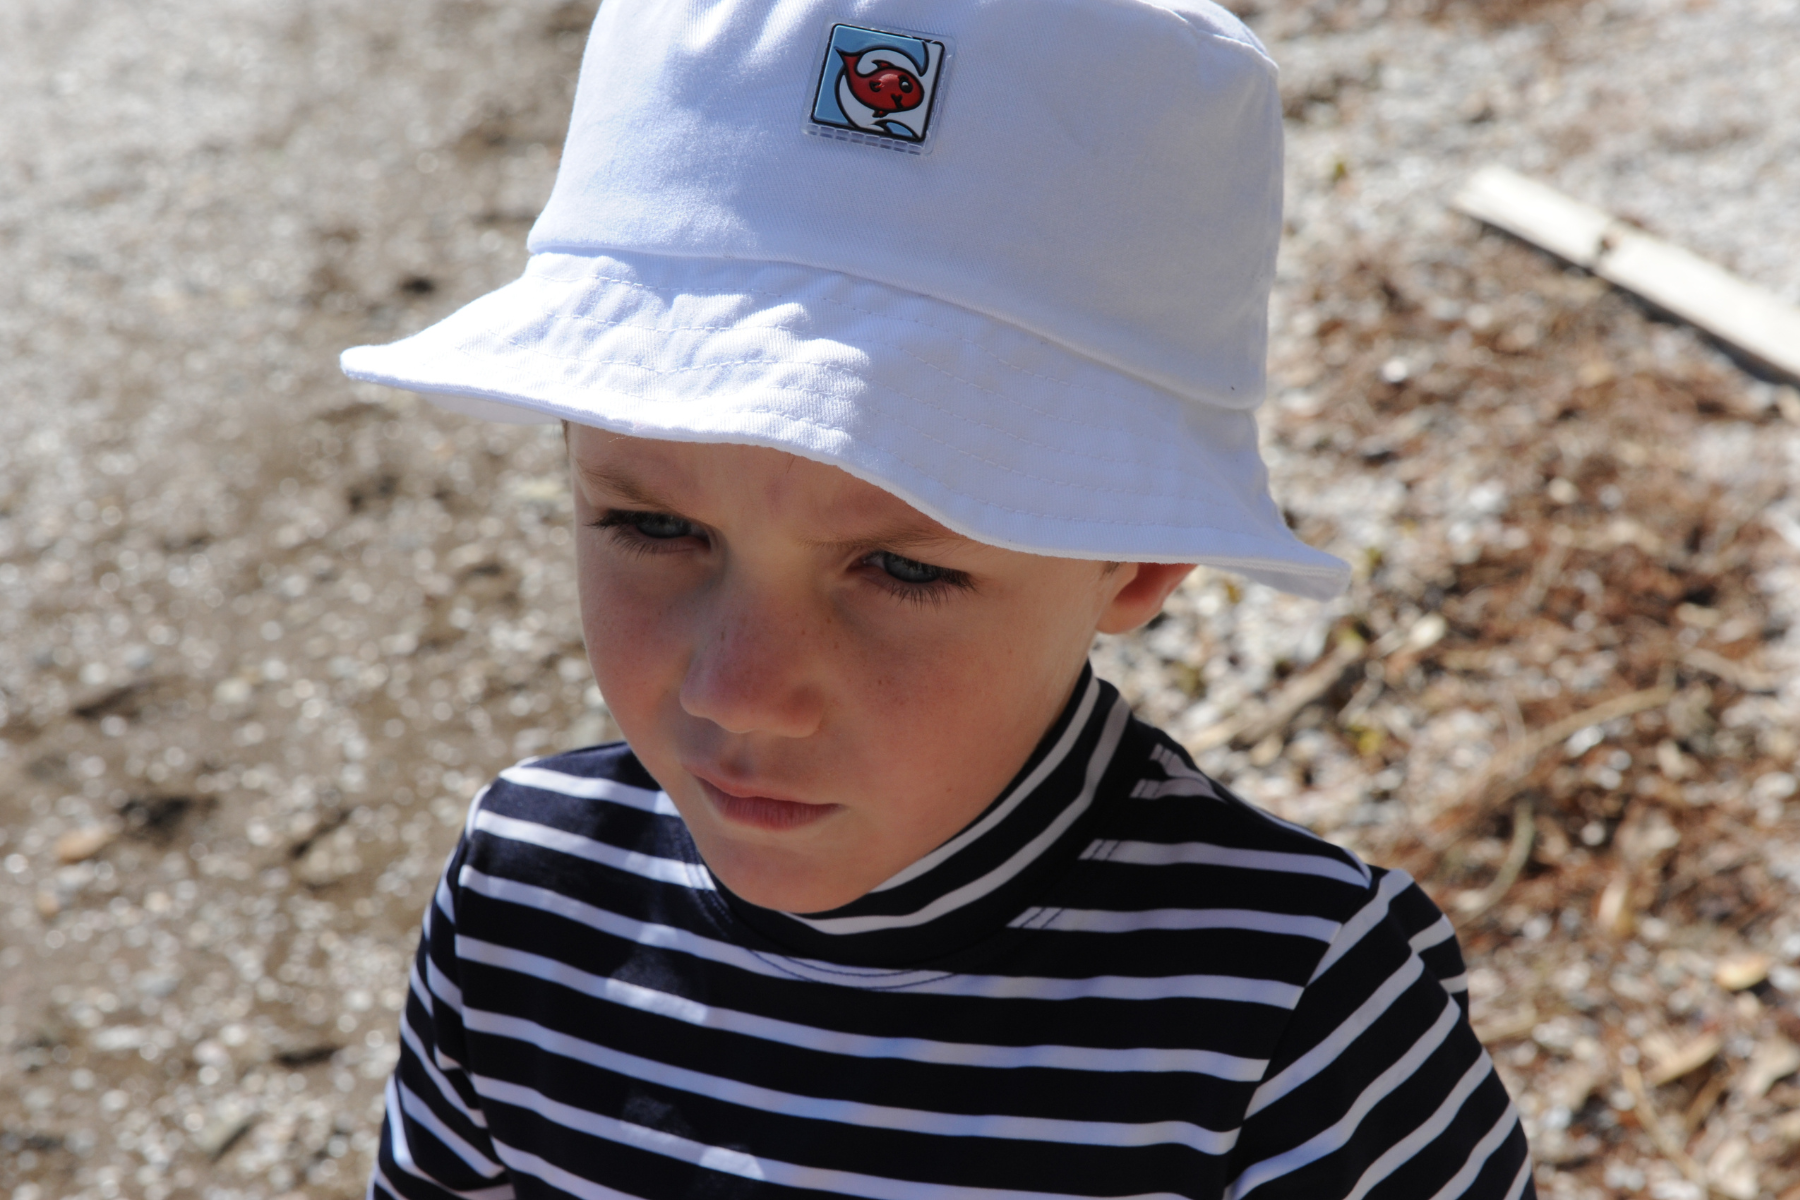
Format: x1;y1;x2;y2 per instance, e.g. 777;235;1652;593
340;0;1350;599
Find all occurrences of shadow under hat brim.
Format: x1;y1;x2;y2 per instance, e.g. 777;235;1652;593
340;249;1350;599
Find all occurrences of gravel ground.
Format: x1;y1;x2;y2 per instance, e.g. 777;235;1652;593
2;1;1798;1198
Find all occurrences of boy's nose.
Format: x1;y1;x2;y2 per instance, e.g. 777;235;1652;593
678;589;825;739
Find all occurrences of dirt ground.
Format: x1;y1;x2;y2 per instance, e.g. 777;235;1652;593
2;1;1798;1198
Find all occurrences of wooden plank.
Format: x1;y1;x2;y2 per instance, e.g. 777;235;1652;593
1452;165;1800;382
1453;166;1613;267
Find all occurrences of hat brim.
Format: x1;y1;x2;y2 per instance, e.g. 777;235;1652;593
340;250;1349;599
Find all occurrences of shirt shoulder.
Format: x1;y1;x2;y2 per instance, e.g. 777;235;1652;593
1067;715;1467;994
474;741;668;827
1084;716;1375;913
455;741;710;900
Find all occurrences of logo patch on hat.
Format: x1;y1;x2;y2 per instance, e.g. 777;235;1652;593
809;24;945;149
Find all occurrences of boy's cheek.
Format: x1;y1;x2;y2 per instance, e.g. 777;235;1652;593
575;557;686;709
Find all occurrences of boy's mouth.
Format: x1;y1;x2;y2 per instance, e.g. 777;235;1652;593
693;775;840;832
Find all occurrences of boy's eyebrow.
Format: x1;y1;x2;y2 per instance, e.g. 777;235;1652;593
575;464;681;511
809;520;969;557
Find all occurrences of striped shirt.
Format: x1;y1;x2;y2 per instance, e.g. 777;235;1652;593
372;666;1533;1200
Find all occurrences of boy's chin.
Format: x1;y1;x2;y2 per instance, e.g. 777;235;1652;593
692;831;871;915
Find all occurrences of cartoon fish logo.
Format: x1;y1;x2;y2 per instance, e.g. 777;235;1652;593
810;25;946;145
838;50;925;114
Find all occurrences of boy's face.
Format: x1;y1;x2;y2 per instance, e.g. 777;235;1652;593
569;427;1190;914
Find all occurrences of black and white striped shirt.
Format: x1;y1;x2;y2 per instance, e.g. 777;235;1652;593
372;666;1533;1199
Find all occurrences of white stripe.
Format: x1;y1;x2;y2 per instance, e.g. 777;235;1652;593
384;1076;419;1184
464;1007;1240;1154
1131;777;1222;800
412;960;467;1077
459;868;976;990
1344;1053;1495;1200
372;1164;515;1200
459;937;1268;1078
1228;997;1461;1197
425;954;464;1014
1012;907;1340;943
384;1076;514;1200
1212;791;1374;883
1309;869;1415;984
473;809;710;890
825;967;1300;1005
1245;955;1425;1117
458;866;825;983
462;784;492;837
489;1142;654;1200
1409;915;1456;955
793;694;1130;934
1151;743;1210;781
1422;1103;1526;1200
456;870;1301;1006
1139;746;1224;801
1439;972;1469;994
1103;840;1371;888
477;1075;1189;1200
398;1008;488;1128
416;953;468;1079
498;764;679;816
397;1078;506;1178
869;675;1100;893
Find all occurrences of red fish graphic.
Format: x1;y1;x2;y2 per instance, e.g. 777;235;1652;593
838;50;925;114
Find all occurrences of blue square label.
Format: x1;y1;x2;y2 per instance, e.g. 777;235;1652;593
809;24;946;148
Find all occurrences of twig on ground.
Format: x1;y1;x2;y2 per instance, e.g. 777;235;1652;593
1424;685;1674;853
1510;531;1569;619
1621;1064;1734;1200
1474;685;1675;806
1681;647;1779;694
1453;798;1536;920
1185;636;1366;754
1696;479;1788;567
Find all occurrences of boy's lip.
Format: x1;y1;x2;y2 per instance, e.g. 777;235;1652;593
689;770;840;832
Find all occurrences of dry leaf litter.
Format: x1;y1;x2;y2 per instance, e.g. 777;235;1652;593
2;0;1798;1198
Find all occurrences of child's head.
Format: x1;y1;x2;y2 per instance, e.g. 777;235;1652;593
568;425;1190;910
341;0;1349;907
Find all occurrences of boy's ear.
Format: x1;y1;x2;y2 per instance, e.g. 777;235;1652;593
1095;562;1196;635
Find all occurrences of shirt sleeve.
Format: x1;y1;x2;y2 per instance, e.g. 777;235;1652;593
370;835;516;1200
1224;868;1535;1200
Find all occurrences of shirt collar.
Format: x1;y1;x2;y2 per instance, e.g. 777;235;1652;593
710;663;1134;967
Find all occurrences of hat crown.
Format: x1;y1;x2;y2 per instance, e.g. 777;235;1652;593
530;0;1283;411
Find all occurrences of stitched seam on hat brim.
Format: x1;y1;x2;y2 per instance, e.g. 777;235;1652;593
524;262;1155;409
505;299;1154;443
488;342;1237;501
520;256;1260;413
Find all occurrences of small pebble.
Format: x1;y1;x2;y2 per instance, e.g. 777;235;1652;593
1714;953;1771;992
54;824;118;864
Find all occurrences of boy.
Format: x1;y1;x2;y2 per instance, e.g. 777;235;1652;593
341;0;1533;1196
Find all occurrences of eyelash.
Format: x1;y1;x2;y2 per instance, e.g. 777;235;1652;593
591;510;704;556
590;510;973;605
859;550;973;608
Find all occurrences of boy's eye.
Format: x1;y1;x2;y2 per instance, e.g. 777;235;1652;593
867;550;946;586
628;512;698;540
596;510;703;544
